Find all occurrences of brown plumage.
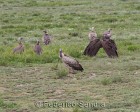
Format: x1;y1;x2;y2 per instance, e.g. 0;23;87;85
83;39;102;56
13;41;24;54
88;27;97;41
42;30;51;45
34;41;42;55
101;39;118;58
101;29;118;58
59;49;84;73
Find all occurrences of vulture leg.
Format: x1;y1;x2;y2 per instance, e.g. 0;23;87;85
101;39;118;58
83;39;102;56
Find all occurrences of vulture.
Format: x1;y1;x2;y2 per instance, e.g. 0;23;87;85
83;39;102;56
13;41;24;54
42;30;51;45
34;40;42;55
88;27;97;41
101;39;118;58
83;27;102;56
59;49;84;73
101;29;118;58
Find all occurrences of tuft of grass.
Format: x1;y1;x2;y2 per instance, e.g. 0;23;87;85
69;32;79;37
101;78;112;85
112;76;123;83
0;98;18;109
134;98;140;105
51;63;59;70
56;68;68;78
127;45;139;51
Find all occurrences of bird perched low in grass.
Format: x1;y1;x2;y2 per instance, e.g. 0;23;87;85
88;27;97;41
59;49;84;74
13;41;24;54
34;40;42;55
42;30;51;45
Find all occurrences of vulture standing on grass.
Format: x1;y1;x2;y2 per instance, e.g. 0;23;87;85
34;40;42;55
59;49;84;73
101;29;118;58
13;41;24;54
42;30;51;45
83;27;102;56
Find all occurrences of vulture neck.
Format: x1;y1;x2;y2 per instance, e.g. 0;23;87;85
59;51;64;58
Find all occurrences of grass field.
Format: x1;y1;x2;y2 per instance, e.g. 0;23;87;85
0;0;140;112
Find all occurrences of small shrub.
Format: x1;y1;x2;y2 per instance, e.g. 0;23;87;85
127;45;139;51
134;98;140;104
69;32;79;37
51;64;58;70
112;76;123;83
69;50;81;58
56;69;68;78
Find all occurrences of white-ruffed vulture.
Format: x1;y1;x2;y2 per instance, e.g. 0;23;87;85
13;41;24;54
42;30;51;45
101;39;118;58
88;27;97;41
59;49;84;73
34;40;42;55
83;27;102;56
83;38;102;56
101;29;118;58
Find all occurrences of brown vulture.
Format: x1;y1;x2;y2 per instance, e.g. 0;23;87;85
34;40;42;55
42;30;51;45
83;27;102;56
88;27;97;41
101;39;118;58
13;41;24;54
59;49;84;73
83;38;102;56
101;29;118;58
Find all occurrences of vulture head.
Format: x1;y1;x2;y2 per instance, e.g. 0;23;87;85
18;37;24;42
36;40;40;45
43;30;48;34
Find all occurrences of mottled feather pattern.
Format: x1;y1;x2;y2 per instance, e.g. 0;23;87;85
60;52;84;71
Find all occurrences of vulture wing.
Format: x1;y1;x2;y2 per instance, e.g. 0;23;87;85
62;55;84;71
83;39;102;56
101;39;118;58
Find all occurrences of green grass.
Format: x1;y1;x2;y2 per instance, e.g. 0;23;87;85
0;0;140;112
